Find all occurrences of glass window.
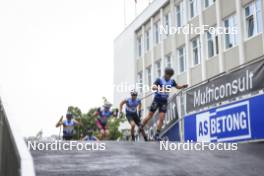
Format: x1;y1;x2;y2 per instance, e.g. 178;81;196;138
165;54;172;68
164;13;171;36
146;66;152;87
204;0;215;8
245;0;263;38
137;72;143;93
176;1;185;27
155;60;162;78
207;31;218;58
224;15;238;49
145;30;150;51
189;0;198;19
137;36;142;57
191;37;201;65
154;20;161;44
178;46;186;73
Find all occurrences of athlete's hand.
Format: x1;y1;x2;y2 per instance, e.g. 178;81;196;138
138;111;142;118
182;84;188;88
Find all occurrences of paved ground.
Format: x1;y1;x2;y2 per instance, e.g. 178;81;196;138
30;141;264;176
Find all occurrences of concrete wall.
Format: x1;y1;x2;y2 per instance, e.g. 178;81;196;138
0;99;35;176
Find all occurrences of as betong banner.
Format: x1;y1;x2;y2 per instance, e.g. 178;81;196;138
186;58;264;113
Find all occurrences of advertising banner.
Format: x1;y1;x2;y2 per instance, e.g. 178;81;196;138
184;93;264;142
161;122;180;141
185;59;264;113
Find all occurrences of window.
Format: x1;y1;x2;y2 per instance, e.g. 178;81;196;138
207;31;219;58
204;0;215;9
155;60;162;78
146;66;152;87
191;37;201;66
178;46;186;73
176;1;185;27
165;54;172;68
145;29;150;51
164;13;171;36
137;36;142;57
154;20;161;44
137;72;143;93
224;15;238;49
245;0;263;38
189;0;198;19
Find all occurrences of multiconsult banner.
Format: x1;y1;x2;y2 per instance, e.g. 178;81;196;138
185;58;264;113
184;93;264;142
145;93;180;140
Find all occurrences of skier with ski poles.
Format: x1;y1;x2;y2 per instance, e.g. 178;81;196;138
119;89;148;141
139;68;188;141
56;113;82;141
94;101;118;140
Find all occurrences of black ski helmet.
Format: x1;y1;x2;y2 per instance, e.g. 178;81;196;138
130;89;138;96
66;113;73;119
165;67;174;76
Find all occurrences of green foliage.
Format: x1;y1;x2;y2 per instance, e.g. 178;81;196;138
66;103;126;141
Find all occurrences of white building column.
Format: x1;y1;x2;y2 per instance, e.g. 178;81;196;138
150;18;155;82
160;8;165;72
141;26;147;116
170;0;177;75
198;0;206;80
184;0;191;85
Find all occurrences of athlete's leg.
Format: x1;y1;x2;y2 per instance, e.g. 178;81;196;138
129;120;136;141
96;120;104;140
141;99;158;127
157;112;165;131
139;112;153;141
141;111;154;127
154;101;167;141
105;129;109;139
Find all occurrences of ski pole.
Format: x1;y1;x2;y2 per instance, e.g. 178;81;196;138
140;92;154;101
59;125;62;140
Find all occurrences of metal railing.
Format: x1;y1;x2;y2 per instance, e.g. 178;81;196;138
0;98;35;176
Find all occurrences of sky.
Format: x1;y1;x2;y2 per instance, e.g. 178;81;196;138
0;0;149;137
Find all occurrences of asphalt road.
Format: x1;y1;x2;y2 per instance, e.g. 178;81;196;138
30;141;264;176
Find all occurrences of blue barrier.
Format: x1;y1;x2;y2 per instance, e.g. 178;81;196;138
161;122;180;141
184;93;264;142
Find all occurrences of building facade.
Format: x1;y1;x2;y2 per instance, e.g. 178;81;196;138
114;0;264;118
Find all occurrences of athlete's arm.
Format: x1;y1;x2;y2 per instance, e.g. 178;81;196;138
55;116;64;127
138;101;142;113
93;108;100;116
138;102;142;118
173;80;188;89
74;119;83;127
152;78;163;91
176;84;188;89
119;100;126;113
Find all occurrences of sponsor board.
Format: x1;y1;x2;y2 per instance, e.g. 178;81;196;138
160;122;180;141
186;58;264;113
184;94;264;142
